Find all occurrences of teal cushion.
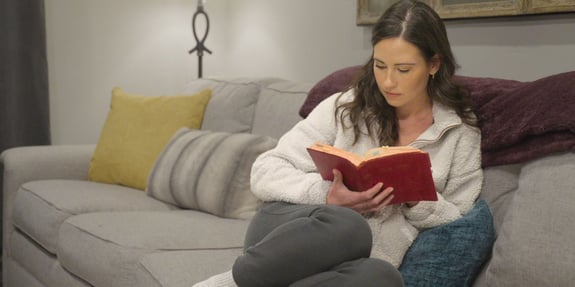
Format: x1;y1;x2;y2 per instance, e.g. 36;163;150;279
399;199;495;287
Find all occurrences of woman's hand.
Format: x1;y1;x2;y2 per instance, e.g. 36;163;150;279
326;169;395;214
404;201;419;208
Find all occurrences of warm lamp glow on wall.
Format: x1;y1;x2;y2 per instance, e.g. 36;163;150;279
188;0;211;78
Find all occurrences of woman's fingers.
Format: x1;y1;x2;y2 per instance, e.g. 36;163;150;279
374;186;394;206
328;173;396;214
353;185;394;214
332;169;344;186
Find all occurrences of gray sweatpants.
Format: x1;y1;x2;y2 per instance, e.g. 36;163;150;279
232;202;404;287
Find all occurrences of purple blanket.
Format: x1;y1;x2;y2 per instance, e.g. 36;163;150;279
457;72;575;167
300;66;575;167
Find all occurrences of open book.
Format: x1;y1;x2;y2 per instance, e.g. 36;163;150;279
307;142;437;204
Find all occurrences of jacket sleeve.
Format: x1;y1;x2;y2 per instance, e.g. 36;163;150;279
250;93;343;204
402;125;483;229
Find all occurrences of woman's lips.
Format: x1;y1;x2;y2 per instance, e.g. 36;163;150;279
384;91;401;97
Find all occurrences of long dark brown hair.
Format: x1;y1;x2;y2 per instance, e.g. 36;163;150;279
337;0;476;146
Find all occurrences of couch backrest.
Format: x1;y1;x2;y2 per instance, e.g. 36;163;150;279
182;78;312;139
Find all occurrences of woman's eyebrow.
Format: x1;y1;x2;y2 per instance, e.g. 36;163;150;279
373;58;416;66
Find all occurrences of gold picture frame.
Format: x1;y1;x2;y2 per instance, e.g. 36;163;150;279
357;0;575;24
433;0;524;19
525;0;575;14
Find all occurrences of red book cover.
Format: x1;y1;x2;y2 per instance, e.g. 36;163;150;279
307;143;437;205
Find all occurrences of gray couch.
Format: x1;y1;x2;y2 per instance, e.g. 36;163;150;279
1;78;312;287
2;74;575;287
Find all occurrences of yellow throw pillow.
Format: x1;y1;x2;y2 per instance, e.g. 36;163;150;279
89;87;212;190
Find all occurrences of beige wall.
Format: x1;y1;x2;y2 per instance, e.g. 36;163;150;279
45;0;575;144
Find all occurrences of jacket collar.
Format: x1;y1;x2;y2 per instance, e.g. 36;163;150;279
411;101;462;147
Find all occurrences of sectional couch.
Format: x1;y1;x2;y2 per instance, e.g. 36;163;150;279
2;69;575;287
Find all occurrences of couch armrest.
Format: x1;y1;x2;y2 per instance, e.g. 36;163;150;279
1;144;94;269
1;144;94;189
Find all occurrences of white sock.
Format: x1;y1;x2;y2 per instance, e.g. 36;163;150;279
192;270;237;287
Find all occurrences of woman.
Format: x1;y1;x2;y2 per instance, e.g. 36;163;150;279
195;0;482;286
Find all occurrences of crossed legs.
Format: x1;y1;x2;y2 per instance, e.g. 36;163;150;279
232;202;403;287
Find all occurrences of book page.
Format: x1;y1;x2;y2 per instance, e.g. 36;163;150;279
308;143;364;166
363;146;423;160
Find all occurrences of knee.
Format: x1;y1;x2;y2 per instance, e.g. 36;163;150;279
362;259;404;287
312;205;372;255
232;254;276;287
232;255;259;287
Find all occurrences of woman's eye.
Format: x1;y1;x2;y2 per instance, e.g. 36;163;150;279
373;63;387;70
398;68;410;73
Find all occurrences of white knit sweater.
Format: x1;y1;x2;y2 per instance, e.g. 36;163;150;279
250;90;483;267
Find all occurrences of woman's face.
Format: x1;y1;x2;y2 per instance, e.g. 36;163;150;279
373;37;439;113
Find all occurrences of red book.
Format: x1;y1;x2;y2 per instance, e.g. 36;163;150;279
307;142;437;205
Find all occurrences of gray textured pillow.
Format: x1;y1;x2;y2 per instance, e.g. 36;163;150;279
146;128;277;219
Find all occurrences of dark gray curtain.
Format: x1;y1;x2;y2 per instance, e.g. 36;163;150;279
0;0;50;275
0;0;51;154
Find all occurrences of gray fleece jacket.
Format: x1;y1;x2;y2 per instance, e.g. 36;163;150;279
250;89;483;267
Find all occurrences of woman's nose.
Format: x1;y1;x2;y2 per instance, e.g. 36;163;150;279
382;71;397;88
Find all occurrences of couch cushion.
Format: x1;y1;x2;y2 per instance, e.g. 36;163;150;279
399;199;495;287
472;164;521;286
58;210;250;287
9;231;91;287
89;87;212;190
12;180;175;254
252;80;311;138
482;152;575;286
147;128;277;219
182;78;282;134
135;249;243;287
478;163;521;233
